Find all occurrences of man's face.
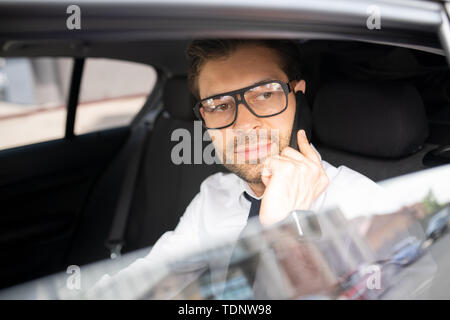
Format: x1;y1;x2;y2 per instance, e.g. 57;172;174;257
197;44;301;184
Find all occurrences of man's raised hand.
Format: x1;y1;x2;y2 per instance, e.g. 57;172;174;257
259;130;329;225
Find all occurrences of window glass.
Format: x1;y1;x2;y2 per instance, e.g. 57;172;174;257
0;57;72;150
75;58;156;135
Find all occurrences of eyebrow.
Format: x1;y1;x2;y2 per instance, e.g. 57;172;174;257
203;77;284;100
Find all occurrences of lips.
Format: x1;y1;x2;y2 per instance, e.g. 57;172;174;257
235;142;272;161
235;142;271;153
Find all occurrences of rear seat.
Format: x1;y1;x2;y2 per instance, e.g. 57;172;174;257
124;76;226;252
312;79;434;182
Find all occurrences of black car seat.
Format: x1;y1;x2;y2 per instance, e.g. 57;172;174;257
312;79;435;181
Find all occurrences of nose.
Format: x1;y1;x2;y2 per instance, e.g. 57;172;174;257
232;99;263;131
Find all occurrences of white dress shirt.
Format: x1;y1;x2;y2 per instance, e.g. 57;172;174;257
89;146;395;298
145;158;385;266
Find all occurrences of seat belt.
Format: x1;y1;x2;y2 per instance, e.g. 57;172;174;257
104;76;165;260
105;122;150;259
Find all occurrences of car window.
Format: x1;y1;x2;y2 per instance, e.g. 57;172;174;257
0;57;72;150
74;58;156;135
3;164;449;300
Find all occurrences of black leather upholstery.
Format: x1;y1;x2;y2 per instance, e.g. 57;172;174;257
313;80;428;158
163;75;197;120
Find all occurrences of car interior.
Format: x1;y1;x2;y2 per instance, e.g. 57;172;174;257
1;38;450;290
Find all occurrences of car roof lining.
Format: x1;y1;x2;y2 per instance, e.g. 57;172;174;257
0;39;191;75
0;38;445;76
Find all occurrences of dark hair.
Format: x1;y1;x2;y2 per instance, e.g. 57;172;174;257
186;39;302;99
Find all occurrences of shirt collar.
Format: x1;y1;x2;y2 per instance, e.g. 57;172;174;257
240;178;263;200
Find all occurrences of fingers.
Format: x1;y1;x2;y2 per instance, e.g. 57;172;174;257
261;164;272;186
280;146;305;162
262;131;323;186
263;155;291;171
263;155;305;182
297;130;321;164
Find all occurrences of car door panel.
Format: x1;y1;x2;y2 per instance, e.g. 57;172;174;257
0;127;129;288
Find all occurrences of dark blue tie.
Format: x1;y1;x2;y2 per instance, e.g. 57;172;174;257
243;192;261;219
221;192;262;297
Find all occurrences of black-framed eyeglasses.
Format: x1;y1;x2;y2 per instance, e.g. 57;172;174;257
193;80;292;129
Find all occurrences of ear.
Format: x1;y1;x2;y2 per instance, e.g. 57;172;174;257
293;80;306;94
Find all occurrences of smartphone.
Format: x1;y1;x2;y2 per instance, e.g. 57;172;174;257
289;91;312;151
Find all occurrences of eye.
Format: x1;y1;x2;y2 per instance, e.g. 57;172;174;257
256;91;273;101
204;103;230;113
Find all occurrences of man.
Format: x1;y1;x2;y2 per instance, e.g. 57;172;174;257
146;39;383;258
91;39;387;297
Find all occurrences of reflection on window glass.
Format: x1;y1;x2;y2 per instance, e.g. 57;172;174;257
0;57;72;150
75;58;156;135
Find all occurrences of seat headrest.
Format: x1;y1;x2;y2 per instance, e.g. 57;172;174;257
313;80;428;158
163;75;196;120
